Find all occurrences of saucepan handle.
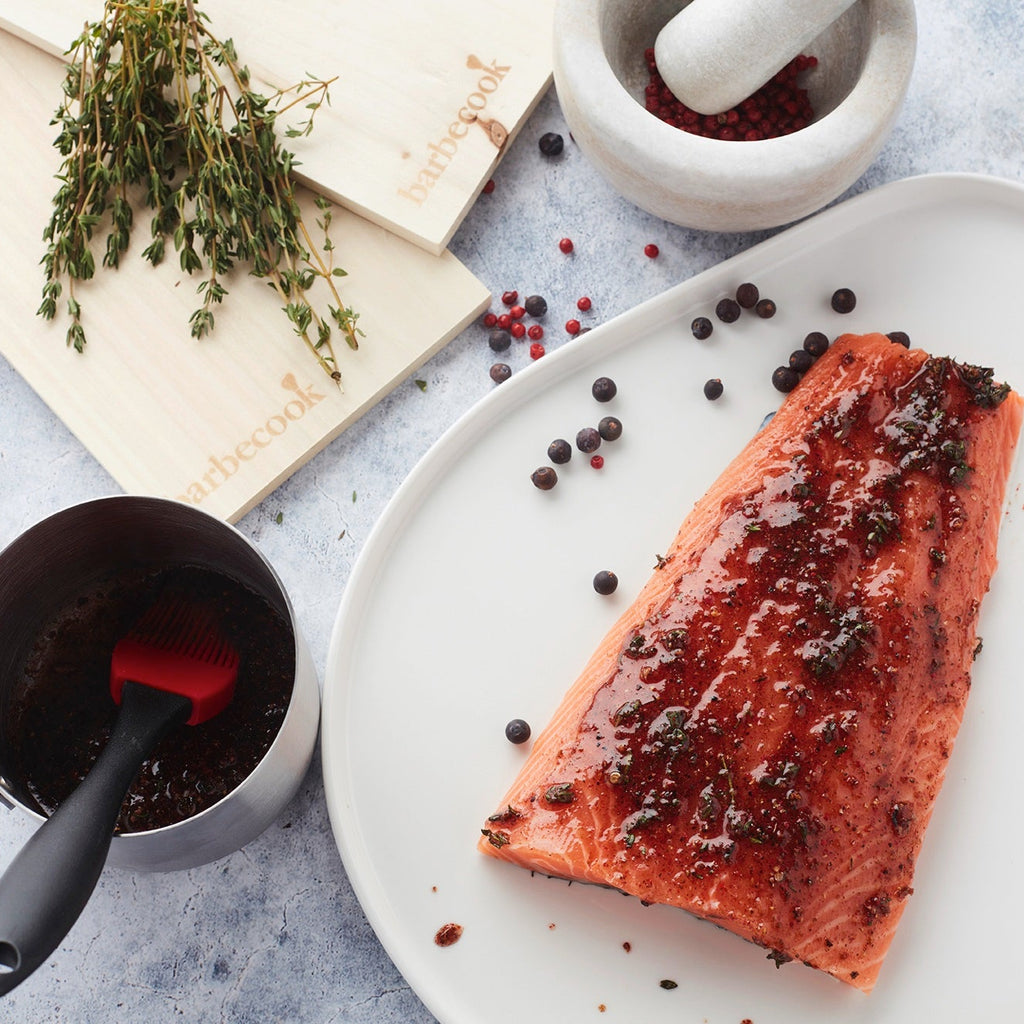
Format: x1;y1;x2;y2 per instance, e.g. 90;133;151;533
0;683;189;996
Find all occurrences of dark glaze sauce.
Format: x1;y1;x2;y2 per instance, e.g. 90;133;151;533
543;354;1010;912
6;565;293;832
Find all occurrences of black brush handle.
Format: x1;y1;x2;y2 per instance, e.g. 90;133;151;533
0;682;190;996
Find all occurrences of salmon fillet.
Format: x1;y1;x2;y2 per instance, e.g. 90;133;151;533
479;332;1023;992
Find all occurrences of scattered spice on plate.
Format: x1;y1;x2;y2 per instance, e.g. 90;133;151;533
716;297;741;323
593;570;618;595
576;427;601;454
531;466;557;490
831;287;857;313
771;366;801;393
434;923;464;947
803;331;830;357
592;377;617;402
659;979;679;990
691;316;713;340
548;439;573;464
755;298;777;319
590;455;605;469
789;349;814;373
888;331;911;348
703;378;724;401
598;416;623;441
489;363;511;384
736;282;759;308
505;719;531;744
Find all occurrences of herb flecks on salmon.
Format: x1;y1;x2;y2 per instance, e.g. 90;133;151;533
479;333;1023;993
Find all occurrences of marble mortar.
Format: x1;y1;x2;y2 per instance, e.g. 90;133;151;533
553;0;917;232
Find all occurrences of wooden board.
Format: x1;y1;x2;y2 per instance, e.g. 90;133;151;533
0;0;555;255
0;29;491;523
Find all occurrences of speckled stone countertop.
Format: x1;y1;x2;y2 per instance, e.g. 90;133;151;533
1;4;1022;1022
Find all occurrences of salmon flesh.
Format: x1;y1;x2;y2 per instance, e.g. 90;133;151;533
479;333;1023;992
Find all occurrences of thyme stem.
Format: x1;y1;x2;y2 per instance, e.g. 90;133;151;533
39;0;359;383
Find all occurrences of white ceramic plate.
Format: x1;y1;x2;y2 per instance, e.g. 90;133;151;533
323;174;1024;1024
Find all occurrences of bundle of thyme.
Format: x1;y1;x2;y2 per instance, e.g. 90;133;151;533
38;0;360;382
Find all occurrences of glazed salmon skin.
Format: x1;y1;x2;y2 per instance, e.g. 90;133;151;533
479;332;1023;992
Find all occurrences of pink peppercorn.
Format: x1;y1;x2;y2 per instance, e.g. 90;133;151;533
509;304;526;320
482;179;495;194
642;48;817;141
558;237;574;254
496;313;512;330
590;455;604;469
644;243;660;258
482;312;497;328
501;290;518;306
510;322;526;339
577;296;592;312
528;324;544;340
529;342;546;359
565;319;581;335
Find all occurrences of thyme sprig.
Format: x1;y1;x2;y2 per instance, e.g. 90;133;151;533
38;0;361;383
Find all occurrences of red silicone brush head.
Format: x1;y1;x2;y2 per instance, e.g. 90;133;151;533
110;597;239;726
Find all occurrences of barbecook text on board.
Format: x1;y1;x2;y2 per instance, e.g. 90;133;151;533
398;55;511;207
176;374;326;505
